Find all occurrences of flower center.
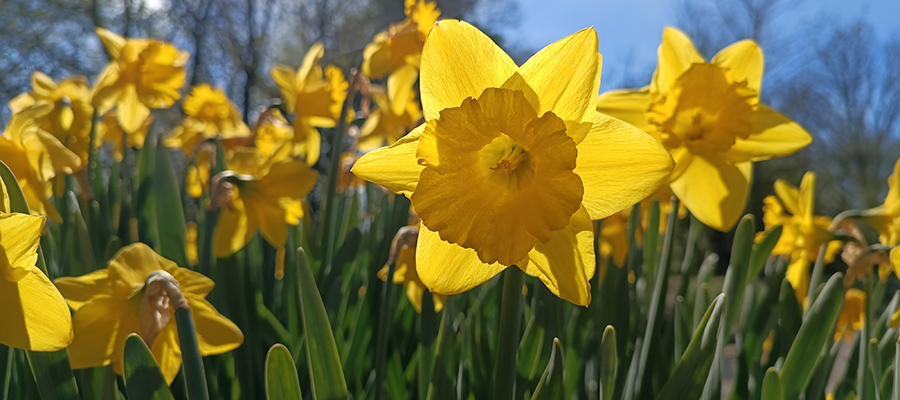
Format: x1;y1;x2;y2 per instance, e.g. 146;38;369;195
646;63;756;157
480;134;535;190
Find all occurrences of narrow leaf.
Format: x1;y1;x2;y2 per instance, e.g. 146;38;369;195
532;338;564;400
124;334;175;400
265;344;302;400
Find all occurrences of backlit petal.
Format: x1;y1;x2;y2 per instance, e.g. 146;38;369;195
416;224;507;295
652;27;704;94
0;212;44;281
774;179;801;217
96;28;126;60
726;104;812;162
118;85;151;134
150;323;182;384
670;156;752;231
596;88;656;134
351;124;425;197
67;296;129;369
186;294;243;355
711;40;764;93
54;269;111;311
0;270;73;351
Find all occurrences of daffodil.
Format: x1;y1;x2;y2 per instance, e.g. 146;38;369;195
352;21;673;305
597;27;812;231
0;177;73;351
9;72;94;165
362;0;440;79
92;28;188;134
757;172;841;302
378;226;445;312
97;111;152;161
166;84;250;155
358;67;422;151
54;243;242;384
212;150;318;277
271;43;348;166
598;209;629;270
835;288;864;342
0;102;81;222
862;158;900;248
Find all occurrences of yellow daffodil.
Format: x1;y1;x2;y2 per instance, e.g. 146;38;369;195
597;27;812;231
167;84;250;155
757;172;841;302
92;28;188;134
352;21;673;305
97;111;152;161
835;288;864;342
54;243;242;384
378;226;445;312
358;67;422;151
862;158;900;248
271;44;348;166
599;209;629;270
251;108;295;159
212;150;318;277
0;102;80;222
9;72;94;165
0;178;73;351
362;0;440;79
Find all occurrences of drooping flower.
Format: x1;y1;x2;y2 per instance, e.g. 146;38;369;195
9;72;94;165
92;28;188;134
377;226;445;312
212;149;318;277
97;111;153;162
271;43;348;166
597;27;812;231
0;102;81;222
756;172;841;302
835;288;864;342
362;0;440;79
358;66;421;151
352;21;674;305
166;84;250;155
0;177;73;351
54;243;242;384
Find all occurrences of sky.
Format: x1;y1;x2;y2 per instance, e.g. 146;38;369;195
502;0;900;88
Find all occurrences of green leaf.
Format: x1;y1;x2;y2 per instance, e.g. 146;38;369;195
154;135;188;266
656;294;725;400
532;338;564;400
761;368;783;400
418;293;440;400
722;215;754;336
265;344;302;400
123;334;175;400
174;307;209;400
295;248;349;400
779;273;844;398
748;225;782;279
599;326;617;400
135;129;158;247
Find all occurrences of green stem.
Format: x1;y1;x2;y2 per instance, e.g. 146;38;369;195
806;244;828;310
320;89;354;275
492;267;524;400
894;340;899;400
374;262;397;399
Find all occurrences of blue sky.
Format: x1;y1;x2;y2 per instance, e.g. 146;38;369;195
503;0;900;88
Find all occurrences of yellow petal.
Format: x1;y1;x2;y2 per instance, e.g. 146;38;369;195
107;243;179;296
416;223;507;295
785;251;810;302
67;295;130;369
774;179;801;217
298;43;326;85
150;323;182;384
387;64;419;116
259;161;318;199
171;268;215;298
271;65;298;111
520;206;595;306
213;193;258;258
892;247;899;273
351;123;425;196
670;156;752;231
91;64;122;113
54;269;111;311
96;28;126;60
652;27;704;94
711;40;764;93
186;294;243;355
596;88;656;134
575;112;673;220
0;269;73;351
118;85;151;134
725;104;812;162
419;20;517;120
885;158;900;215
505;28;600;143
31;71;58;97
0;212;45;282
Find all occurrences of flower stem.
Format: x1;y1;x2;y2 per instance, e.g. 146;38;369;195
492;267;524;400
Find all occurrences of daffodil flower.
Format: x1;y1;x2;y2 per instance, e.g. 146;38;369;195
97;111;153;162
835;288;864;342
378;226;445;313
271;43;348;166
54;243;243;384
862;158;900;248
9;72;94;165
362;0;440;79
166;84;250;155
92;28;188;134
0;102;80;222
597;27;812;231
352;21;673;305
757;172;841;302
0;178;73;351
358;66;422;151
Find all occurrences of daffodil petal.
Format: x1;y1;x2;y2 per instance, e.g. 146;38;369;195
108;243;179;296
711;40;764;93
774;179;801;217
118;85;151;134
213;194;257;258
785;251;810;302
185;294;243;355
416;223;507;295
0;269;73;351
67;296;128;369
388;64;419;116
96;28;126;60
670;156;752;231
271;65;298;111
596;88;656;134
520;206;595;306
260;161;318;199
575;112;673;220
725;104;812;162
419;20;517;120
150;323;182;384
0;212;44;281
652;27;704;94
54;269;111;311
91;64;122;113
351;123;425;196
171;268;215;298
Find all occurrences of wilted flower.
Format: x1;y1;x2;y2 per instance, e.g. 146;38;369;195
54;243;242;384
9;72;94;165
597;27;812;231
0;102;80;222
362;0;440;79
167;84;250;155
92;28;188;134
352;21;673;305
271;43;348;166
0;177;73;351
